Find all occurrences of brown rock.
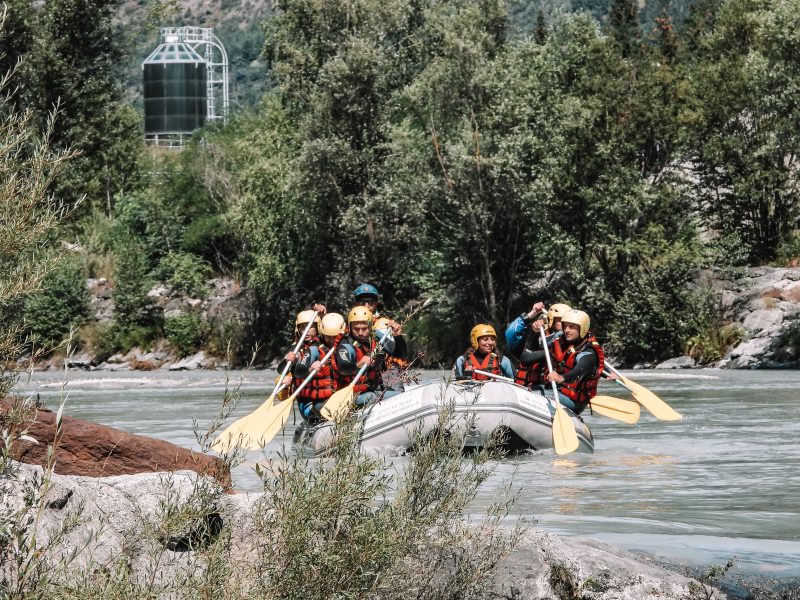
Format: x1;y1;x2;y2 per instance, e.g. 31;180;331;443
2;398;231;490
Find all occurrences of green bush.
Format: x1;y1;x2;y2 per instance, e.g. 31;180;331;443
22;259;90;350
207;317;247;362
165;313;210;356
157;253;213;298
112;241;161;330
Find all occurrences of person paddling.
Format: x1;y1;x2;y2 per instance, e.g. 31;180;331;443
453;324;514;381
520;309;605;414
352;282;408;358
293;312;346;422
508;303;571;390
333;306;402;407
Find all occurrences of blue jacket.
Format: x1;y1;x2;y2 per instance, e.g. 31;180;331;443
505;315;532;358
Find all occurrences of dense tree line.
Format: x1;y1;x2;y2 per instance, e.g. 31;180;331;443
4;0;800;367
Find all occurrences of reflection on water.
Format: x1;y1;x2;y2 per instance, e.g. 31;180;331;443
13;368;800;578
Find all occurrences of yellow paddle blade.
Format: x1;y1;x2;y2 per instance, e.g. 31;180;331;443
619;374;682;421
589;395;640;424
210;381;288;453
239;397;295;450
552;403;580;455
320;385;355;421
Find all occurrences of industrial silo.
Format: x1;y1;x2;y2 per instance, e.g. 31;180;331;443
142;33;208;146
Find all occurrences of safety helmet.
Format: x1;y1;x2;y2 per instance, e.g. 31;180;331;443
353;283;379;300
319;313;346;337
295;309;321;327
470;324;497;350
547;303;572;329
348;306;374;325
561;309;590;338
373;316;392;332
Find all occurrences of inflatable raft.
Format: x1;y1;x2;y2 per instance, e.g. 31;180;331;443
293;380;594;455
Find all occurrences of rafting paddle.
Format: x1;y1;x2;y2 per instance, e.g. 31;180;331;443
235;344;338;449
539;326;579;455
588;395;640;424
604;363;682;421
211;312;319;453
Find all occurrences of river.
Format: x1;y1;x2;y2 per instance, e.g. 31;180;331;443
13;368;800;589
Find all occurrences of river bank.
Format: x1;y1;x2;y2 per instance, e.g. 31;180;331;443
19;266;800;373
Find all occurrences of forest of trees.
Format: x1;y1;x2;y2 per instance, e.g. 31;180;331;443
2;0;800;371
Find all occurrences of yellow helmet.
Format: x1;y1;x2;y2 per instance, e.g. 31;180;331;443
373;316;392;332
561;309;590;338
296;309;321;327
319;313;346;337
547;303;572;329
470;324;497;350
347;306;374;325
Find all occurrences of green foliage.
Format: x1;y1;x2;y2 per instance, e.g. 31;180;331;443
22;258;90;350
609;251;710;363
684;0;800;263
111;240;160;331
165;313;210;356
157;253;213;298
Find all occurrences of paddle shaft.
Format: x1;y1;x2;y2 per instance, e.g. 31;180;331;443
273;312;320;397
539;326;562;404
473;369;514;383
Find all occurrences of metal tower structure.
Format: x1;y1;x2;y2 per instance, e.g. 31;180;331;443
142;26;229;148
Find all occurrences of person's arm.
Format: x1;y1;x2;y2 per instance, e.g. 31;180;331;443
389;334;407;359
561;351;597;384
453;356;468;380
504;316;529;357
500;356;515;380
335;343;359;376
520;349;546;366
293;346;320;379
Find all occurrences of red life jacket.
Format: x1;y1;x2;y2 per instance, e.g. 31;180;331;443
515;362;544;388
332;337;382;393
552;333;605;404
465;350;502;381
296;342;337;401
291;339;318;396
514;329;555;388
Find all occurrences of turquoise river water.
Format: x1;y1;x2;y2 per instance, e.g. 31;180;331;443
14;368;800;586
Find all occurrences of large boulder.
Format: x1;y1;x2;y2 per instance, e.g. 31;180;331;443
2;399;230;489
720;267;800;368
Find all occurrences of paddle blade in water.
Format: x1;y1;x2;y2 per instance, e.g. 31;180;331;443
620;374;682;421
589;395;640;424
552;404;580;455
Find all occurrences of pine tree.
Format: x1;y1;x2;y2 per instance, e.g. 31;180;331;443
534;10;548;43
607;0;640;57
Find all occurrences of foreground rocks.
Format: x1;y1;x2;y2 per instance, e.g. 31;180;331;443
2;399;231;489
0;464;715;599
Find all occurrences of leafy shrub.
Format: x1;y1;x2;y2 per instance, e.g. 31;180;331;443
165;313;210;356
157;253;213;298
207;317;247;362
608;253;713;364
112;241;161;329
22;259;90;350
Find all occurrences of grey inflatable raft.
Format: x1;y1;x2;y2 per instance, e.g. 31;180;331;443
293;380;594;456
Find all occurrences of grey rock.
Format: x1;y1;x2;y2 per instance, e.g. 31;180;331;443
742;309;784;333
0;465;710;599
655;356;696;369
66;351;94;369
168;351;206;370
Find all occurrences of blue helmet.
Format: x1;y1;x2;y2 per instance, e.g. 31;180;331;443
353;283;379;300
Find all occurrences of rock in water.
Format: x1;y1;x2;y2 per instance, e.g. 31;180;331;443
2;399;230;489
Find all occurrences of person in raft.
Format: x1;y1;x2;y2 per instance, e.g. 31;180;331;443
509;302;572;391
453;324;514;381
519;309;605;414
333;306;402;407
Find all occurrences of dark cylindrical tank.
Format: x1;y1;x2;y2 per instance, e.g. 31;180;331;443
142;43;207;136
